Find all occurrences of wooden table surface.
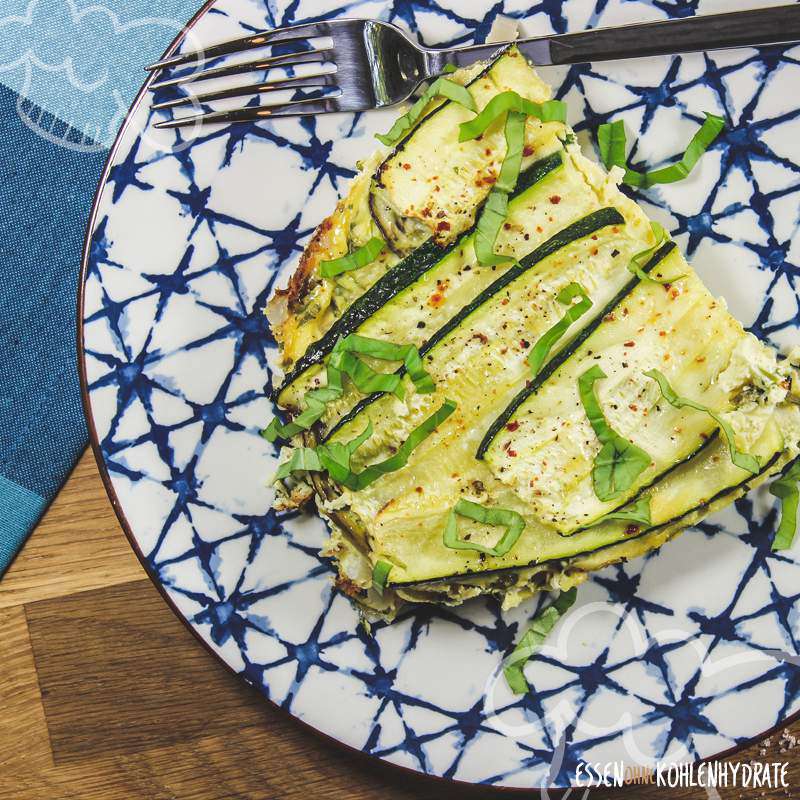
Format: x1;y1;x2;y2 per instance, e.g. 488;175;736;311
1;449;798;800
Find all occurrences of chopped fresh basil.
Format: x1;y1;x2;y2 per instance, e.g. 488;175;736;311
442;499;526;557
504;588;577;694
578;365;652;502
319;237;385;278
589;495;651;529
372;560;393;594
348;399;456;490
645;368;760;475
274;399;456;490
474;189;512;267
376;78;477;147
263;334;435;442
474;110;527;266
597;113;725;189
628;222;685;285
770;459;800;551
458;91;567;142
273;445;323;482
527;282;592;377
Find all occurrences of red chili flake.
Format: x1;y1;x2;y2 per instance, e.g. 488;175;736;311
415;486;424;494
501;297;509;305
507;449;518;457
663;283;672;292
520;339;530;349
523;145;534;157
436;220;451;232
670;288;680;299
659;330;667;337
625;524;640;535
402;163;411;170
472;332;489;345
604;313;616;322
590;248;599;256
591;234;598;241
506;421;520;432
536;225;543;233
629;404;638;412
549;195;562;204
624;340;635;348
428;293;444;307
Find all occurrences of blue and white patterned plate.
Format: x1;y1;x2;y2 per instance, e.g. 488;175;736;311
79;0;800;789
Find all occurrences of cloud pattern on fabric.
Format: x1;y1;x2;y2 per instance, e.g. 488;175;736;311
0;0;189;148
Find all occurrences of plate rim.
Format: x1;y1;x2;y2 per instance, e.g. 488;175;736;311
75;0;800;789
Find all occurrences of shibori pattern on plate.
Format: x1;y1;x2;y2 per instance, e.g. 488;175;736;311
80;0;800;789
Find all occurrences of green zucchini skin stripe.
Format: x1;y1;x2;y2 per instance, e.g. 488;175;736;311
273;151;564;402
475;240;677;459
391;449;783;587
324;206;626;443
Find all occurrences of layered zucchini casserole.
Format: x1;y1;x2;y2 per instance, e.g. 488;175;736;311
265;47;800;622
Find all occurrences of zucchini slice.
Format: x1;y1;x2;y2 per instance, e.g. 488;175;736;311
371;48;567;253
482;255;748;534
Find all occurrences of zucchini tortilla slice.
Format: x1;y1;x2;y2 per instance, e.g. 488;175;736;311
266;47;800;621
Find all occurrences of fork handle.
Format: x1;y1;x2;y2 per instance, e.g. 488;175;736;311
434;5;800;69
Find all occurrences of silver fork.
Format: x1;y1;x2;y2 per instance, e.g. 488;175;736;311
148;5;800;129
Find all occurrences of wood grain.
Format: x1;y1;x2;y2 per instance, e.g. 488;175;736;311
1;449;798;799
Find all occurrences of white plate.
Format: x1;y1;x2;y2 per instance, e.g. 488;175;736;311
79;0;800;788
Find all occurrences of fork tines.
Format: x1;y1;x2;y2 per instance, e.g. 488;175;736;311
148;20;343;128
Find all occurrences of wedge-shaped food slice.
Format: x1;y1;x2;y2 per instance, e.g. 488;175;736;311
482;262;747;533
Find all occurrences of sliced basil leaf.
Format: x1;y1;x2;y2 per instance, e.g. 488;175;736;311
459;91;567;142
264;334;434;442
273;446;323;482
627;222;685;285
442;499;526;557
474;189;512;267
372;560;393;595
770;459;800;551
474;110;527;266
333;334;436;397
347;399;456;490
318;422;373;484
597;113;725;189
645;368;759;475
590;495;651;529
376;77;477;147
504;588;577;694
527;282;593;377
597;119;627;174
319;237;385;278
578;365;652;502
